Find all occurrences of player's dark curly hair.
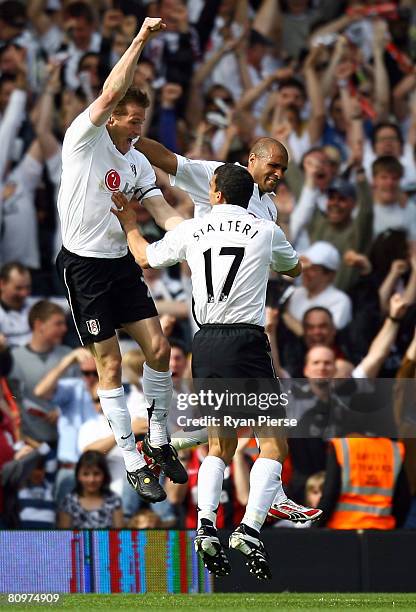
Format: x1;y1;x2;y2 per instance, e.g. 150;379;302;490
213;163;254;209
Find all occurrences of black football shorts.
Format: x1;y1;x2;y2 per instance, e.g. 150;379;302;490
191;324;284;424
192;324;275;379
56;246;157;345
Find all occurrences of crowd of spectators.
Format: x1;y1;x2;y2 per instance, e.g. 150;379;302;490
1;0;416;530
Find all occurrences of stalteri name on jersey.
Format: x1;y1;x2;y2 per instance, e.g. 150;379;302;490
193;219;259;241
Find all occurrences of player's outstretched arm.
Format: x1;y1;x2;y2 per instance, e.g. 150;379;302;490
142;194;184;231
89;17;166;127
136;137;178;176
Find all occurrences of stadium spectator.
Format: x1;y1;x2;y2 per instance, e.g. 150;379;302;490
15;455;56;529
8;300;73;449
305;470;325;512
58;451;124;529
279;306;353;378
1;437;53;528
33;348;98;504
127;507;162;529
371;156;416;246
318;437;410;529
290;168;373;292
77;381;147;498
284;241;352;332
0;263;35;347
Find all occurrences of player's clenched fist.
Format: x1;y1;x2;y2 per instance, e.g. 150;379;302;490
136;17;166;42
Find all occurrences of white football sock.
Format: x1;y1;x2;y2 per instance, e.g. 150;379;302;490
270;460;287;504
242;458;281;532
197;455;226;529
254;432;287;505
97;386;145;472
142;362;173;446
171;428;208;451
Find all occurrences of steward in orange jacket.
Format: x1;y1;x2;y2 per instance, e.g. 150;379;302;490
318;437;410;529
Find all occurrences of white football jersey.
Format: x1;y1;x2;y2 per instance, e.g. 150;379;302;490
146;204;298;326
58;107;162;258
169;155;278;222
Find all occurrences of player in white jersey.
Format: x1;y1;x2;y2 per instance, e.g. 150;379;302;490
136;136;285;223
135;134;323;525
55;17;188;504
110;164;320;580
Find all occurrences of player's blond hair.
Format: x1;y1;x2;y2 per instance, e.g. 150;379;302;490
112;87;150;117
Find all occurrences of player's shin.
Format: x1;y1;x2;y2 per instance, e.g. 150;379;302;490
97;386;146;471
142;362;172;445
197;455;226;528
241;458;281;532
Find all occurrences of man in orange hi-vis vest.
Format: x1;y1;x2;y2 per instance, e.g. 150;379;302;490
319;437;410;529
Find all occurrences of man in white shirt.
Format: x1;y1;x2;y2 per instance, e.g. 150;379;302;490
136;135;288;224
0;262;36;347
111;163;322;580
372;156;416;248
56;17;188;505
287;241;352;330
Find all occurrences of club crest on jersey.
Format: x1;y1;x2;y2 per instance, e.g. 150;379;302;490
86;319;100;336
105;169;121;191
130;164;137;177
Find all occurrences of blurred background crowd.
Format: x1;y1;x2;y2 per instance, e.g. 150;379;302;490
1;0;416;531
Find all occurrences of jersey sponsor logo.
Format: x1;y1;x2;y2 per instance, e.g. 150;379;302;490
86;319;100;335
105;169;121;191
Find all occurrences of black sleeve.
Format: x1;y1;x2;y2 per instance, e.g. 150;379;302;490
315;445;341;527
194;0;223;53
392;467;411;527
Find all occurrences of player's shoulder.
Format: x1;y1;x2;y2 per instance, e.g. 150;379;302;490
177;154;222;174
253;218;290;245
64;107;94;136
250;215;277;232
176;217;200;233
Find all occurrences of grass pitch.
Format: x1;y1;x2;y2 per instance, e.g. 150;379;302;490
1;593;416;611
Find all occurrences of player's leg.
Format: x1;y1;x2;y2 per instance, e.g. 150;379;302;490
228;433;281;580
55;249;165;502
171;428;208;450
195;431;236;577
89;336;166;503
123;316;187;484
258;434;323;524
245;328;323;525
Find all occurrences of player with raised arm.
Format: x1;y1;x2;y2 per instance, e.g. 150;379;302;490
135;134;322;525
136;135;285;223
110;164;320;580
56;17;188;505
